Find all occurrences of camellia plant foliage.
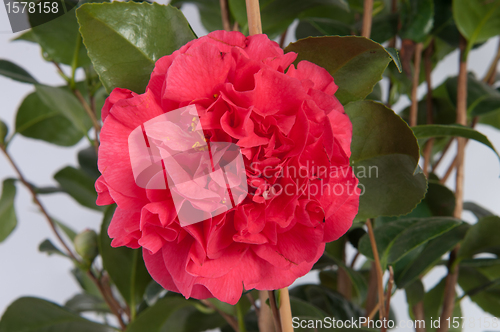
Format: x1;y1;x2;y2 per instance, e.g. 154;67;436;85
1;0;500;331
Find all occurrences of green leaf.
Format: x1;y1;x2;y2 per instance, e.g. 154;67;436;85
358;217;463;268
411;125;500;161
99;205;152;308
39;239;67;257
77;2;196;93
0;60;38;84
15;91;84;147
0;179;17;243
463;201;494;220
284;36;394;104
71;268;102;298
399;0;434;43
54;166;102;211
395;224;469;288
457;216;500;260
458;266;500;317
0;297;118;332
290;297;327;318
346;101;427;220
65;293;110;314
125;297;194;332
29;8;91;67
35;85;92;136
78;146;100;180
53;218;78;242
453;0;500;57
12;29;37;43
405;279;424;306
0;120;7;145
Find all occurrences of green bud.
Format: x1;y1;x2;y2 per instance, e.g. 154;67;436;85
74;229;99;265
0;120;8;146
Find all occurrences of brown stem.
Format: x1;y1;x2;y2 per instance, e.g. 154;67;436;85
279;288;293;332
366;219;385;320
93;272;128;329
350;251;360;269
245;0;262;35
202;299;240;332
381;266;394;332
409;42;424;127
432;138;454;172
483;38;500;85
258;291;275;332
413;301;426;332
0;146;79;262
365;262;378;316
440;157;457;184
423;42;435;177
361;0;373;38
437;35;468;332
219;0;231;31
268;290;283;332
362;302;380;326
0;145;128;330
73;89;100;155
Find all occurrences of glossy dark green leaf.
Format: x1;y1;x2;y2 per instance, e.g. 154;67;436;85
457;216;500;260
35;85;92;135
0;297;118;332
77;2;196;93
411;124;500;161
463;201;494;220
295;18;352;40
65;293;110;314
346;101;427;219
458;266;500;317
29;8;91;67
395;224;469;288
289;284;364;321
78;146;100;180
400;0;434;42
159;303;227;332
0;179;17;243
15;91;84;146
285;36;394;104
290;297;327;318
0;60;38;84
404;279;424;306
71;268;102;298
39;239;67;257
99;205;152;308
125;297;194;332
453;0;500;56
54;166;102;211
359;217;463;268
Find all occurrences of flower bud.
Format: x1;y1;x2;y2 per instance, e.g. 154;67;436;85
74;229;98;265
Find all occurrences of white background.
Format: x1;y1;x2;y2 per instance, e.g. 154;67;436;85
1;2;499;331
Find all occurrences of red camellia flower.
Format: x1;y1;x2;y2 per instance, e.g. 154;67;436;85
96;30;359;305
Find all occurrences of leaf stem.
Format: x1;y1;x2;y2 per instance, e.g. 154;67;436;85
409;42;423;127
361;0;373;38
483;38;500;85
201;300;240;332
219;0;231;31
235;299;247;332
279;288;294;332
437;35;468;332
245;0;262;35
0;145;127;330
268;290;283;332
423;41;434;177
366;219;385;320
258;291;275;332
